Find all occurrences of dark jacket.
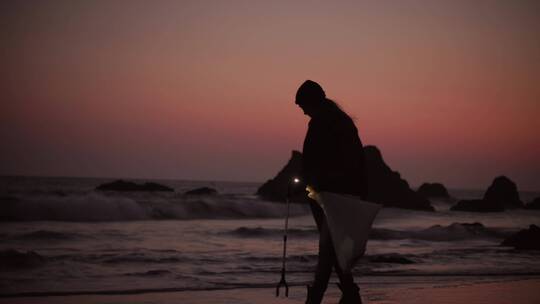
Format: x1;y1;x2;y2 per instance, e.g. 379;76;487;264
301;101;367;198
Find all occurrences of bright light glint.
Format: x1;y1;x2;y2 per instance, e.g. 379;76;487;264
293;178;300;183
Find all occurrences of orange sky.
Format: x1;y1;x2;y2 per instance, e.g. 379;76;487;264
1;1;539;190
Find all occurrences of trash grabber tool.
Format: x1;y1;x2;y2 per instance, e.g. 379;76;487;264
276;177;299;297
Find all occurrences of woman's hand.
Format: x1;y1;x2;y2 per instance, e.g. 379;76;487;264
306;185;317;199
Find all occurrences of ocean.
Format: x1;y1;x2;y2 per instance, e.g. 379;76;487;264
1;176;539;297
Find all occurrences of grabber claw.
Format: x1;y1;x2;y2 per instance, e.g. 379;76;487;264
275;267;289;297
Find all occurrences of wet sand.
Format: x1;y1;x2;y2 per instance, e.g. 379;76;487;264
1;277;539;304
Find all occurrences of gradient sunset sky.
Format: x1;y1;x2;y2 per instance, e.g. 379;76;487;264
1;1;539;190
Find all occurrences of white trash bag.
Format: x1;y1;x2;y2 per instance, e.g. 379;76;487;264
310;191;382;272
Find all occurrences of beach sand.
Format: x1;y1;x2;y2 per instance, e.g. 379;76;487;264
2;278;539;304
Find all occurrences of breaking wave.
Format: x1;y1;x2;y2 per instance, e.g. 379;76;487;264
0;249;47;269
8;230;90;241
224;226;318;238
123;269;172;277
370;222;511;241
101;253;186;264
0;193;310;222
222;223;511;241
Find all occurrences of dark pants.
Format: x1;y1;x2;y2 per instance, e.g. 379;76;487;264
309;199;356;293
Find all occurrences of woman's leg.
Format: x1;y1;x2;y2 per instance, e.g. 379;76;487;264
330;231;361;303
309;199;324;232
309;200;361;303
312;217;335;292
310;199;355;288
333;256;355;289
308;200;334;297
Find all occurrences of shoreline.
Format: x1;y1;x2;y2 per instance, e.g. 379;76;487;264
1;277;539;304
3;274;540;298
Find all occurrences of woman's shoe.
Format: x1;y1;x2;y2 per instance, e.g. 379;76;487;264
305;284;325;304
337;282;362;304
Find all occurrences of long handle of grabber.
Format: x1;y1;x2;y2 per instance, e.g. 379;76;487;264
281;195;290;270
276;181;294;297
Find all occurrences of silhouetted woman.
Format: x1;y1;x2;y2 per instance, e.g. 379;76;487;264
295;80;367;304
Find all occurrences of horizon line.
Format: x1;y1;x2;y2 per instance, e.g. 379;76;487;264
2;174;539;193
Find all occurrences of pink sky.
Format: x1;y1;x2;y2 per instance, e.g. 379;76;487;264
1;1;539;190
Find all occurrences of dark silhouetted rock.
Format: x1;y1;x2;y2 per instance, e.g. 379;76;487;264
364;146;434;211
184;187;218;196
256;147;434;211
96;180;174;192
417;182;449;198
450;199;505;212
483;176;522;209
525;197;540;210
450;176;522;212
501;225;540;250
256;151;304;202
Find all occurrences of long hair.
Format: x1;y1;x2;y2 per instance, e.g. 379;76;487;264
323;98;356;121
324;98;344;112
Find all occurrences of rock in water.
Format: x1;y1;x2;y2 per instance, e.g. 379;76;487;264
364;146;433;211
256;150;303;202
501;225;540;250
525;197;540;210
417;182;449;198
184;187;218;196
256;147;434;211
483;176;523;209
450;176;522;212
96;180;174;192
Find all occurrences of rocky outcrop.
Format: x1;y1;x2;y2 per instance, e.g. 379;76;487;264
451;176;522;212
364;146;433;211
256;151;305;202
417;182;449;198
96;180;174;192
484;176;522;209
256;146;434;211
525;197;540;210
501;225;540;250
184;187;218;196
